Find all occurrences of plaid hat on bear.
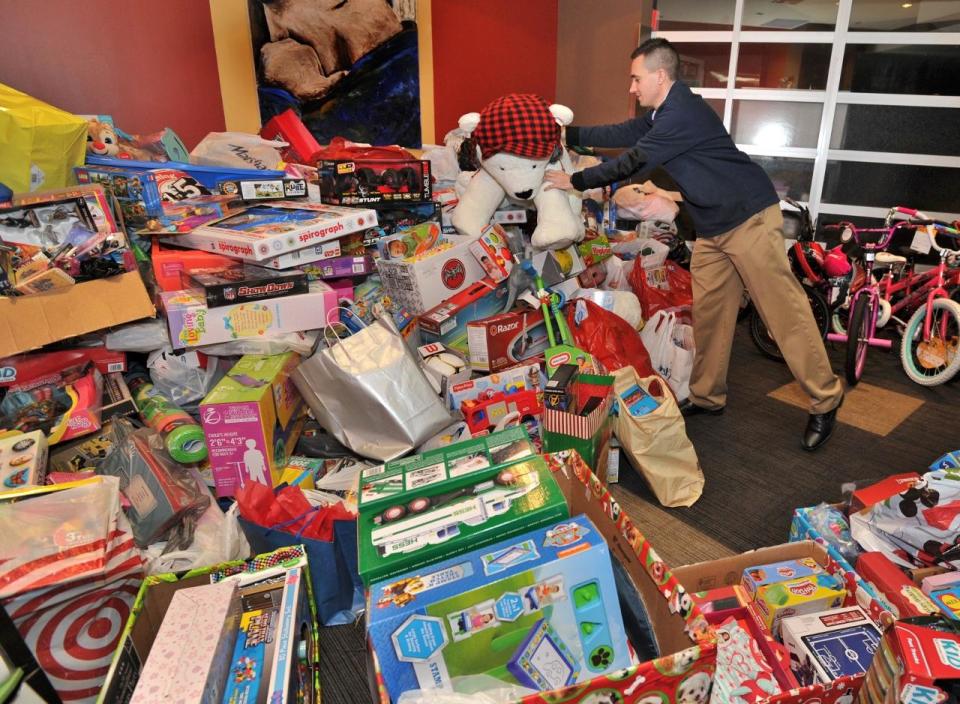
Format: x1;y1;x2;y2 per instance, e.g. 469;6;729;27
473;94;561;161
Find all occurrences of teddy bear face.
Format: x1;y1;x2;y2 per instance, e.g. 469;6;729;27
481;152;552;202
87;120;120;156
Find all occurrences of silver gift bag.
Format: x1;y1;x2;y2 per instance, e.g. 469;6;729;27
292;314;453;461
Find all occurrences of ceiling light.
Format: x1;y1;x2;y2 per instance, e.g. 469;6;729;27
901;2;913;7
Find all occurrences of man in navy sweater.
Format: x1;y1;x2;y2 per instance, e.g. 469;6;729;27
546;38;843;451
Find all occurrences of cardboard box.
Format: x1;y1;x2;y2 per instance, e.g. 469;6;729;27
74;164;165;228
157;201;378;262
0;347;126;382
258;238;344;270
358;452;567;586
0;431;47;490
298;254;375;280
367;515;632;701
856;552;940;619
0;271;154;357
101;372;138;422
151;240;236;292
137;194;239;235
319;158;431;205
182;263;308;308
467;307;549;373
218;177;308;202
446;363;544;412
130;581;240;704
200;353;306;497
161;282;336;350
366;202;441;244
850;473;922;513
418;278;508;355
781;606;881;685
742;558;825;599
376;235;487;315
750;570;846;640
921;570;960;595
469;224;514;282
930;585;960;621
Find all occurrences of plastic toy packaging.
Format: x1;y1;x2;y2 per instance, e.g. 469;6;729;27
805;502;860;565
126;366;208;464
97;416;210;549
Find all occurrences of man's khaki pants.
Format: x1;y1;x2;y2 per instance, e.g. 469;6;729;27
688;204;843;414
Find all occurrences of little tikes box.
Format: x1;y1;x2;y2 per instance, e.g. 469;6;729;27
367;514;633;702
200;353;306;498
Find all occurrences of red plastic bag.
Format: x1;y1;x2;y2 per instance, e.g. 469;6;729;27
565;298;656;377
315;136;416;162
629;258;693;319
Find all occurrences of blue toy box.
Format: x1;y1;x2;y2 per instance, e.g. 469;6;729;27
367;514;631;702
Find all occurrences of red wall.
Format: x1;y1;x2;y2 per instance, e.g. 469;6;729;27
0;0;225;149
431;0;559;141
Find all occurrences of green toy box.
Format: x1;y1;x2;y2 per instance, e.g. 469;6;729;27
358;450;569;586
367;514;631;701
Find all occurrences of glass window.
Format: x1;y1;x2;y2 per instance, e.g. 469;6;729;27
704;98;726;119
670;43;733;88
731;101;823;149
849;0;960;32
823;161;960;212
752;156;815;200
831;105;960;156
735;44;832;89
741;0;838;31
657;0;735;30
839;44;960;95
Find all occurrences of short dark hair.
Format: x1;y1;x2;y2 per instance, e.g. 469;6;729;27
631;38;679;80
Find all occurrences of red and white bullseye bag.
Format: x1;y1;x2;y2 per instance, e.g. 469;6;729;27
0;476;143;703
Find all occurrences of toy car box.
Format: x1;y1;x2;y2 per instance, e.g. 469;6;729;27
467;307;550;373
419;278;508;356
129;581;240;704
358;451;567;586
157;201;378;262
181;263;308;308
0;430;47;490
81;154;286;193
200;353;306;498
376;234;487;315
446;363;544;412
780;606;881;686
319;158;431;205
160;281;336;350
367;514;632;701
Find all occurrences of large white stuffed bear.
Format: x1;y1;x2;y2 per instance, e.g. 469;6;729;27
452;94;584;251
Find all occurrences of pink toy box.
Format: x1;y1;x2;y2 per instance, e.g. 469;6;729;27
200;353;306;498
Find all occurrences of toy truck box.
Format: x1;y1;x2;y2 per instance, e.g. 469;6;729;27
418;278;508;356
367;514;631;702
446;363;544;412
319;158;431;206
200;353;306;498
358;453;568;586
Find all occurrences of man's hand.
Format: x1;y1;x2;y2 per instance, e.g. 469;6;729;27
544;171;574;191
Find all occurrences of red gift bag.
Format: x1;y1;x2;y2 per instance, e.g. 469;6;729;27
629;257;694;318
565;298;657;377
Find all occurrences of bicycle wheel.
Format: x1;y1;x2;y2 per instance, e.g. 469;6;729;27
845;294;872;386
899;297;960;386
750;285;830;362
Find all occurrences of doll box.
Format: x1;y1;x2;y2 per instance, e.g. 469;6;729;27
319;159;432;205
0;431;47;491
358;454;568;587
160;282;336;350
130;581;240;704
200;353;306;498
158;201;378;262
418;278;508;356
367;514;632;701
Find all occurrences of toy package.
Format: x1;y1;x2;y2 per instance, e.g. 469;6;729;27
298;254;376;280
151;240;236;291
930;585;960;621
376;222;442;261
137;194;239;235
74;163;166;227
367;514;631;701
781;606;881;685
200;353;306;497
461;386;544;440
342;275;415;334
161;281;337;349
856;552;940;619
218;176;308;201
130;581;240;704
365;202;441;245
417;343;471;397
576;229;613;268
742;559;847;638
319;158;431;205
47;426;114;474
181;263;308;308
157;201;377;262
0;431;48;490
467;307;550;373
446;363;544;412
419;278;508;356
469;223;514;282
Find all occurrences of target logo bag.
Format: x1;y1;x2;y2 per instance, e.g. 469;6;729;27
0;476;143;703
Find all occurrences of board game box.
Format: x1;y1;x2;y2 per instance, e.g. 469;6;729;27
181;264;308;308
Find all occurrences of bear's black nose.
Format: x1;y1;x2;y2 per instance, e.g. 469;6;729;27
514;189;533;199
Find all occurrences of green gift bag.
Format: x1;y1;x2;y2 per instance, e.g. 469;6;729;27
542;373;614;480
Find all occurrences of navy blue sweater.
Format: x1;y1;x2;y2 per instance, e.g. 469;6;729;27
568;81;779;237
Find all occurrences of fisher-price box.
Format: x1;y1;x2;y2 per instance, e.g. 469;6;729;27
446;363;544;411
358;447;568;586
367;514;631;702
200;353;306;498
161;281;337;349
781;606;881;685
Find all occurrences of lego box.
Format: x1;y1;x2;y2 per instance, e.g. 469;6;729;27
200;353;306;498
358;452;568;586
367;514;632;702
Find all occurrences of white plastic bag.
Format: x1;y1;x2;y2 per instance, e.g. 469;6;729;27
142;501;251;575
197;330;320;357
147;348;224;409
640;311;695;400
106;318;171;352
190;132;286;170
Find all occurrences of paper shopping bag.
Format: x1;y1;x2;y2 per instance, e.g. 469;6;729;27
292;314;453;461
542;374;614;480
613;366;704;507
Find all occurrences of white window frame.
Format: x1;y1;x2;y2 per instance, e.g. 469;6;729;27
653;0;960;223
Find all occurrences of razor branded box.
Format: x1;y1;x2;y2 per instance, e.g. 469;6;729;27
181;264;308;308
467;307;550;373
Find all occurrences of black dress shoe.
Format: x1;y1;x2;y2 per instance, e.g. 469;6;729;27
802;396;844;452
678;399;725;417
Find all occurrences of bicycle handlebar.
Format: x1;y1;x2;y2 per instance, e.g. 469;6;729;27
822;220;912;251
887;206;960;255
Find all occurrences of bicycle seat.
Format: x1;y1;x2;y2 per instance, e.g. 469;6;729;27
876;251;907;266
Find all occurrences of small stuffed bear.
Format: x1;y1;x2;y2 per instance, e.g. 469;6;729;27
452;94;584;251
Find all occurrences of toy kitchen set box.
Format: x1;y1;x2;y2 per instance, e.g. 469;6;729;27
367;514;632;703
199;353;306;497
